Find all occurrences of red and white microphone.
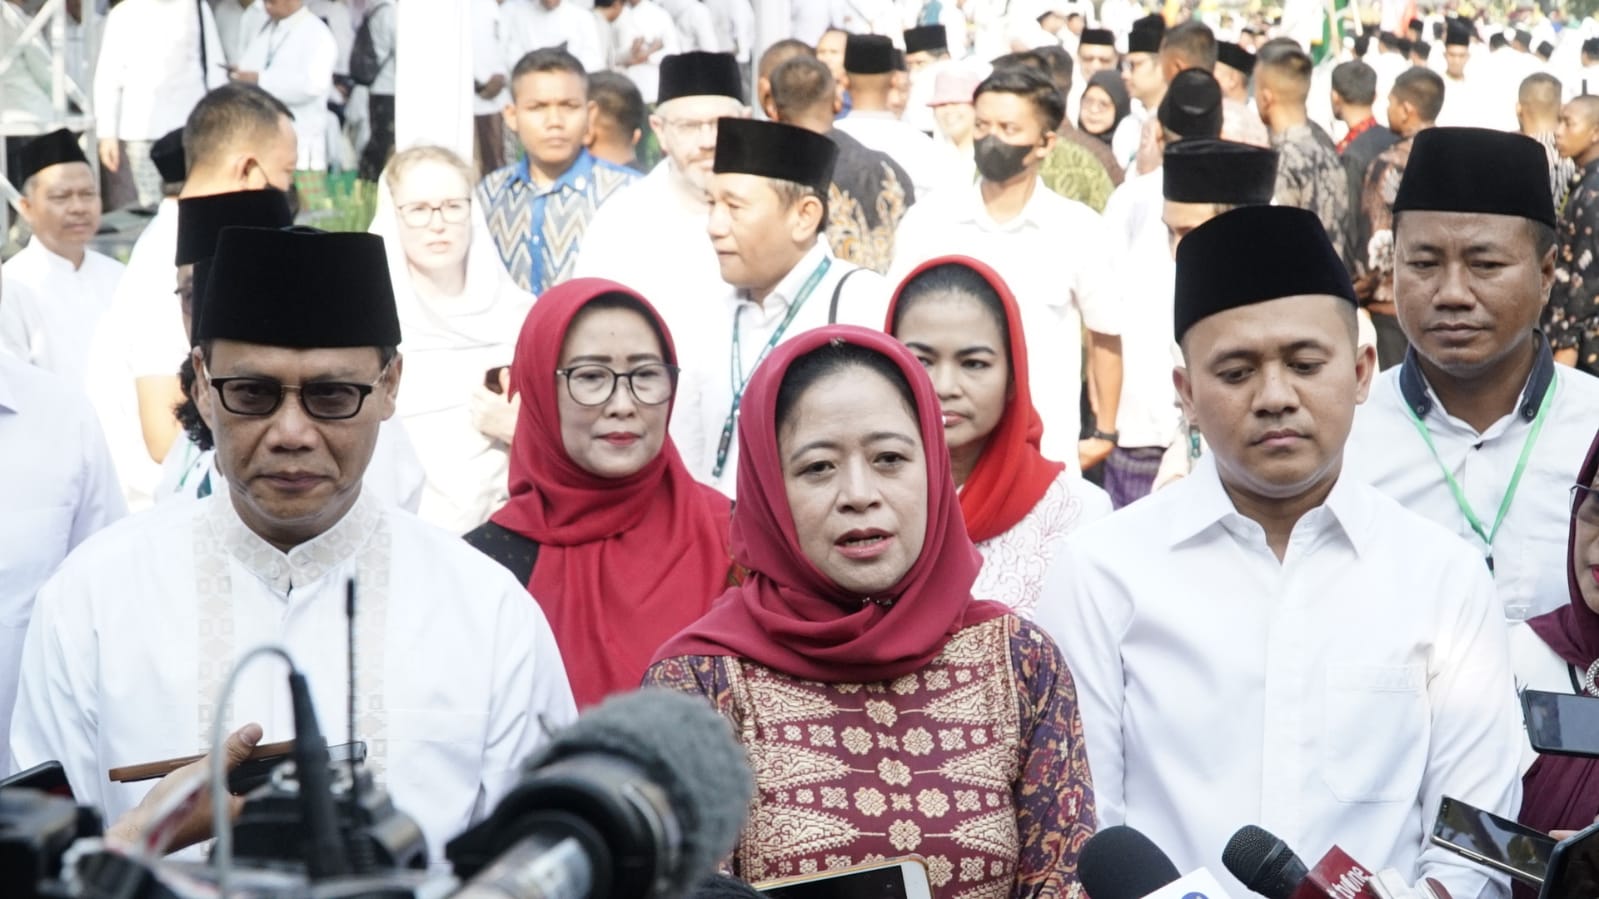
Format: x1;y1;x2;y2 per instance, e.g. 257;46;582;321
1222;826;1451;899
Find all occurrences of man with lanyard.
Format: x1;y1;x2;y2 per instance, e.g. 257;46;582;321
9;226;577;860
1346;127;1599;621
670;117;887;497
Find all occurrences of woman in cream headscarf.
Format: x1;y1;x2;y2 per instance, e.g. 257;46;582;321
369;143;534;533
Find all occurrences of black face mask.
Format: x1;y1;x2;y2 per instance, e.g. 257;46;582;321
973;135;1037;182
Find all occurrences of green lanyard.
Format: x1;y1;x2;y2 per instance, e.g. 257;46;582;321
712;257;832;479
1400;376;1557;573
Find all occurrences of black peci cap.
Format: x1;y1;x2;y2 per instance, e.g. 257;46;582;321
1393;127;1555;228
712;118;838;196
18;128;88;183
1158;69;1223;140
1163;139;1279;205
658;52;745;104
844;34;895;74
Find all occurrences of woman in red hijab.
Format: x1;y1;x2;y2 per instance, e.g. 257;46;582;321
1517;427;1599;835
465;279;733;708
646;326;1094;899
887;256;1112;618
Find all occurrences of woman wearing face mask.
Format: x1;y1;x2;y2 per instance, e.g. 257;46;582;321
369;144;535;534
1515;428;1599;835
888;257;1111;616
1078;71;1136;166
646;326;1095;898
469;279;734;709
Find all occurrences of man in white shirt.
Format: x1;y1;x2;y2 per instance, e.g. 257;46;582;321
1436;19;1491;130
214;0;269;64
502;0;606;74
901;24;951;135
2;131;125;388
672;118;887;496
611;0;681;104
93;0;227;209
0;337;125;776
835;34;956;198
84;83;298;512
1346;128;1599;621
891;65;1121;470
230;0;338;174
575;51;748;336
472;0;514;173
0;0;56;127
1040;204;1522;899
9;226;577;861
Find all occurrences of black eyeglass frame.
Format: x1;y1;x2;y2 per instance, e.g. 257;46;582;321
554;363;681;407
205;360;393;421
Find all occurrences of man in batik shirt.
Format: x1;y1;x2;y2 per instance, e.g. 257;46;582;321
1548;96;1599;375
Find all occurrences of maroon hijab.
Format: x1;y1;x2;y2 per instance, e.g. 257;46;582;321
652;325;1009;683
492;279;732;708
1522;428;1599;832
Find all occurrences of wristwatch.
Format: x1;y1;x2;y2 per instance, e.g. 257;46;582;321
1091;428;1119;443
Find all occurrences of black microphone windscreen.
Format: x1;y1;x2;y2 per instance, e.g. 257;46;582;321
1222;825;1309;899
1079;825;1182;899
521;688;755;895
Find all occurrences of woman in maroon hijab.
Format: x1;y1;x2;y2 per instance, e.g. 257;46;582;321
466;279;733;709
1518;428;1599;834
645;326;1094;898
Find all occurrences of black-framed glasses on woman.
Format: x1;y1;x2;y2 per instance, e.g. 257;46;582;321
397;198;471;228
207;361;394;420
557;363;680;407
1573;483;1599;519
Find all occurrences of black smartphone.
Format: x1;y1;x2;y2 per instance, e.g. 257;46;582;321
1542;820;1599;899
227;740;367;796
1522;690;1599;758
0;760;74;800
1430;795;1555;885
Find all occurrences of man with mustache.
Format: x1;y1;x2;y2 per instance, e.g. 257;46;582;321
1039;204;1521;899
1345;127;1599;621
0;130;124;389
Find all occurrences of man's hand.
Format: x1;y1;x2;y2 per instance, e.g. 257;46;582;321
477;74;506;99
1079;436;1115;472
471;374;520;445
1556;347;1579;367
98;138;120;172
105;722;264;854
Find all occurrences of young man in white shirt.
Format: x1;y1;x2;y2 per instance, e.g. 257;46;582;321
230;0;338;175
891;65;1122;471
1345;127;1599;621
670;117;887;496
2;130;125;389
1039;204;1522;899
502;0;606;74
9;227;577;862
834;34;956;198
84;84;299;512
575;51;748;336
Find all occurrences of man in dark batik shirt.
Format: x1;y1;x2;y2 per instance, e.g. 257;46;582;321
1257;47;1350;266
768;54;915;275
1548;96;1599;375
1331;60;1397;283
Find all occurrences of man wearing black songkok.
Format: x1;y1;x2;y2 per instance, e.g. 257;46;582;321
1347;127;1599;621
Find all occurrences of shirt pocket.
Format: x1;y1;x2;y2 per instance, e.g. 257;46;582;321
1320;662;1429;803
0;502;75;627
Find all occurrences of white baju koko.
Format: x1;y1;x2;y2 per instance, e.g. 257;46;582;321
671;240;887;497
1346;345;1599;620
0;241;125;388
501;0;606;74
1037;455;1523;899
8;491;578;863
0;355;126;774
237;6;338;170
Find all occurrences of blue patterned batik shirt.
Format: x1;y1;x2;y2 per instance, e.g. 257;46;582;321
478;149;640;294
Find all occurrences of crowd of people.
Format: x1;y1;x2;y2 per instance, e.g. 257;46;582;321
11;1;1599;898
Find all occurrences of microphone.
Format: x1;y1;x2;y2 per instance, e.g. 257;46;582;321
1080;825;1236;899
446;687;755;899
1223;826;1371;899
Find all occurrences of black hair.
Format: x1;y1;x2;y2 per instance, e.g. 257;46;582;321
1392;66;1445;122
1489;33;1508;51
1031;44;1075;93
974;65;1066;132
571;291;674;364
175;356;213;451
1331;60;1377;105
587;71;646;135
890;263;1012;366
775;340;918;435
510;47;589;100
183;83;293;171
1162;20;1218;71
770;55;836;118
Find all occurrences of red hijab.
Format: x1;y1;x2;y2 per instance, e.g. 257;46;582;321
885;256;1065;544
492;279;732;708
1523;427;1599;832
652;325;1010;683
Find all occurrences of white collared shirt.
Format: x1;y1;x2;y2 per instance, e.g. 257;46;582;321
9;491;577;863
92;0;226;142
834;111;961;199
1;241;125;388
1037;456;1522;899
573;160;725;341
1345;351;1599;620
1102;167;1180;450
890;178;1120;468
471;0;513;115
671;241;888;497
0;355;125;773
610;0;681;103
238;6;337;170
501;0;606;74
212;0;269;65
